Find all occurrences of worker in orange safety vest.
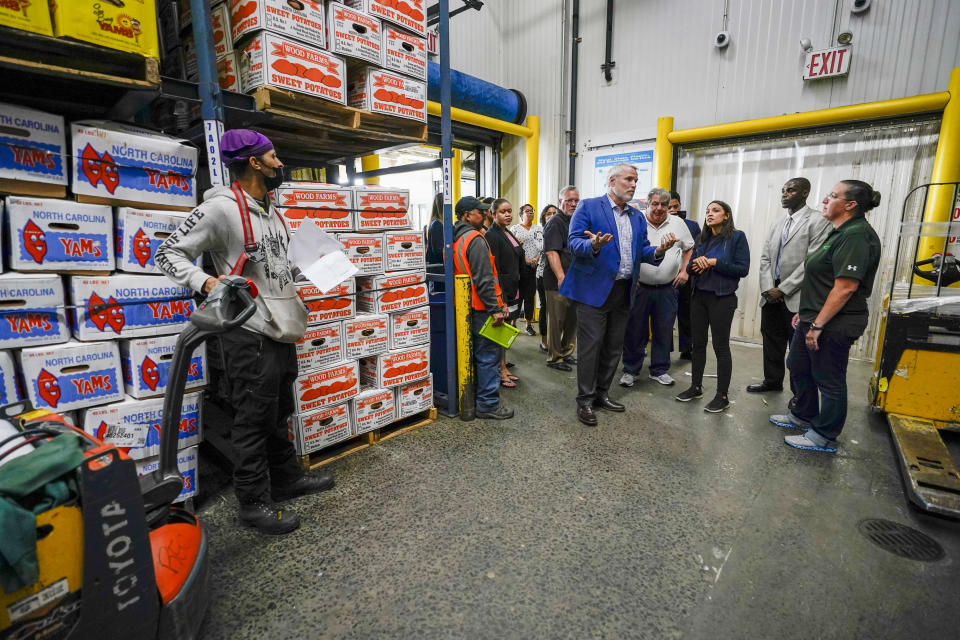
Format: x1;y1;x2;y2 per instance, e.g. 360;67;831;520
452;196;515;420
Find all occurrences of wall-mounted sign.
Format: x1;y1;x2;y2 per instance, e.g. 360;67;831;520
803;46;851;80
427;27;438;56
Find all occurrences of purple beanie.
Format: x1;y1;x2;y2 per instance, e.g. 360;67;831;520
220;129;274;166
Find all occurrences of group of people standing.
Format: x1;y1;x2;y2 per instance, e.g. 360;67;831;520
448;164;882;456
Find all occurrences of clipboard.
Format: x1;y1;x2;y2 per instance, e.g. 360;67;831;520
478;315;521;349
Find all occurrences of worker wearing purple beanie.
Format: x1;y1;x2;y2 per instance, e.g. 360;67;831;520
156;129;334;534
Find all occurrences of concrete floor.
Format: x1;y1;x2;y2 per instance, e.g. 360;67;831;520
195;335;960;640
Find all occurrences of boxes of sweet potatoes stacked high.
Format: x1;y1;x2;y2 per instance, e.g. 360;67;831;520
280;180;431;456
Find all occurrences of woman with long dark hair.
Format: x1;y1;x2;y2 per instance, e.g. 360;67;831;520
675;200;750;413
770;180;882;453
536;204;557;351
485;198;524;386
509;203;543;336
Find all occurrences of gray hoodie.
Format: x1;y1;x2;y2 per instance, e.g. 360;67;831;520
155;186;308;343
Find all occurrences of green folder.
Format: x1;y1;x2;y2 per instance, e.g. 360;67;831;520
478;315;521;349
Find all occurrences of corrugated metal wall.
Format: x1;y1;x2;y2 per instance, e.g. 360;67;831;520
447;0;566;210
443;0;960;219
573;0;960;168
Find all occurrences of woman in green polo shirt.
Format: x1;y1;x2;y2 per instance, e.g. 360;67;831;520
769;180;882;453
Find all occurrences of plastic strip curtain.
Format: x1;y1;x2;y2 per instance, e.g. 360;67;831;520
675;118;940;360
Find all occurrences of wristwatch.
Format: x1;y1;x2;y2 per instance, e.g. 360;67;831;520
810;324;824;331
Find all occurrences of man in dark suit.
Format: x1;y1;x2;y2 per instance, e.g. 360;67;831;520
561;164;678;426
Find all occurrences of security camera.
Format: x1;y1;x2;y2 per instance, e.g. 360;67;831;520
714;31;731;48
799;37;812;51
851;0;871;14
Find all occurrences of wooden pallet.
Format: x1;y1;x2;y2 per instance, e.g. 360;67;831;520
0;25;160;90
297;406;437;470
250;86;427;160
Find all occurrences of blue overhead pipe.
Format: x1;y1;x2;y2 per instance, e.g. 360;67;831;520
427;61;527;125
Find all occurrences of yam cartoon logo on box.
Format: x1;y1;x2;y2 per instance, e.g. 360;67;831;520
91;8;145;43
94;411;198;449
132;353;203;392
79;142;192;196
19;218;108;265
74;280;195;338
34;365;117;410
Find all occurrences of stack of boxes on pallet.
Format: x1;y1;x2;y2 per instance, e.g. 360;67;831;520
0;0;160;58
0;103;203;502
278;181;433;458
159;0;428;123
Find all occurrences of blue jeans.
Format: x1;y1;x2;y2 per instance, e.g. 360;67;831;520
622;283;678;376
471;311;502;412
787;323;853;441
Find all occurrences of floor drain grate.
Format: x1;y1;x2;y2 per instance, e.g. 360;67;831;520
857;519;945;562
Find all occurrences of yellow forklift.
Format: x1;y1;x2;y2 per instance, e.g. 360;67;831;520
871;182;960;517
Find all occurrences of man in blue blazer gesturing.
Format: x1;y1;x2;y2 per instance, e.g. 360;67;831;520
561;163;679;426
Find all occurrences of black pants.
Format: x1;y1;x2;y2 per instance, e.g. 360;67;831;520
221;328;303;504
677;279;694;352
536;276;548;336
760;299;794;387
576;280;631;407
690;289;738;396
517;264;537;322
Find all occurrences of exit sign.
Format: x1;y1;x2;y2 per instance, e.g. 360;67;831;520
803;46;851;80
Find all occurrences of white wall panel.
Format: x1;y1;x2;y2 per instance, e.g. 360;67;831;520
572;0;960;180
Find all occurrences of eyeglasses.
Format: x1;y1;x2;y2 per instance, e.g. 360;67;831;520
826;192;851;200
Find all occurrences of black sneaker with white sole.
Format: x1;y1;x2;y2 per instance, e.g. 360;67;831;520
704;395;730;413
675;386;703;402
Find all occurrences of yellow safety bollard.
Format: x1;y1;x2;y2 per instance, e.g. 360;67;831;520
454;274;475;420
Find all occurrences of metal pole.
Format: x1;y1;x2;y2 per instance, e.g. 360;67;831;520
440;0;458;417
190;0;227;187
455;275;475;420
568;0;579;184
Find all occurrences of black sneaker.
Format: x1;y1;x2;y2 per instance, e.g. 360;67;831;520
477;405;515;420
525;326;537;336
675;386;703;402
238;500;301;535
271;469;335;502
704;395;730;413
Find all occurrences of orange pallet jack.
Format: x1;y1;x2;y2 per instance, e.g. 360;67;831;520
0;276;257;640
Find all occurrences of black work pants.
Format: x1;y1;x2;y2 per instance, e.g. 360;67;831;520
220;327;303;504
760;299;795;387
575;280;631;407
690;289;738;396
537;276;548;336
517;264;537;322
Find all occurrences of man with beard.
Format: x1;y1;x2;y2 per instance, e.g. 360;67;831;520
156;130;333;535
561;164;678;426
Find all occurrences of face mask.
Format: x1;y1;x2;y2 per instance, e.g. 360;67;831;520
260;165;284;192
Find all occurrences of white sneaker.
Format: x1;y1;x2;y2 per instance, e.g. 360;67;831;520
619;372;635;387
649;373;676;386
784;430;837;453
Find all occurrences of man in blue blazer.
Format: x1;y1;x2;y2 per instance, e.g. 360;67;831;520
560;164;678;426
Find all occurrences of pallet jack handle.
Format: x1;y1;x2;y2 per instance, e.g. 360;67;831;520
141;276;257;525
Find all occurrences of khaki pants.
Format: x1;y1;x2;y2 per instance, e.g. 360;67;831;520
545;290;577;362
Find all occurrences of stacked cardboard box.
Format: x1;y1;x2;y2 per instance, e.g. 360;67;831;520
0;103;203;502
281;180;433;456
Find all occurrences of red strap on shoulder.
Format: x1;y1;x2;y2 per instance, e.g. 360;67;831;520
231;182;255;246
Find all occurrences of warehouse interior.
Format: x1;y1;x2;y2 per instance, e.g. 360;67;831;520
1;0;959;639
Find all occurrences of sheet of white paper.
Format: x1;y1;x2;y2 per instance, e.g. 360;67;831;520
287;220;358;293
